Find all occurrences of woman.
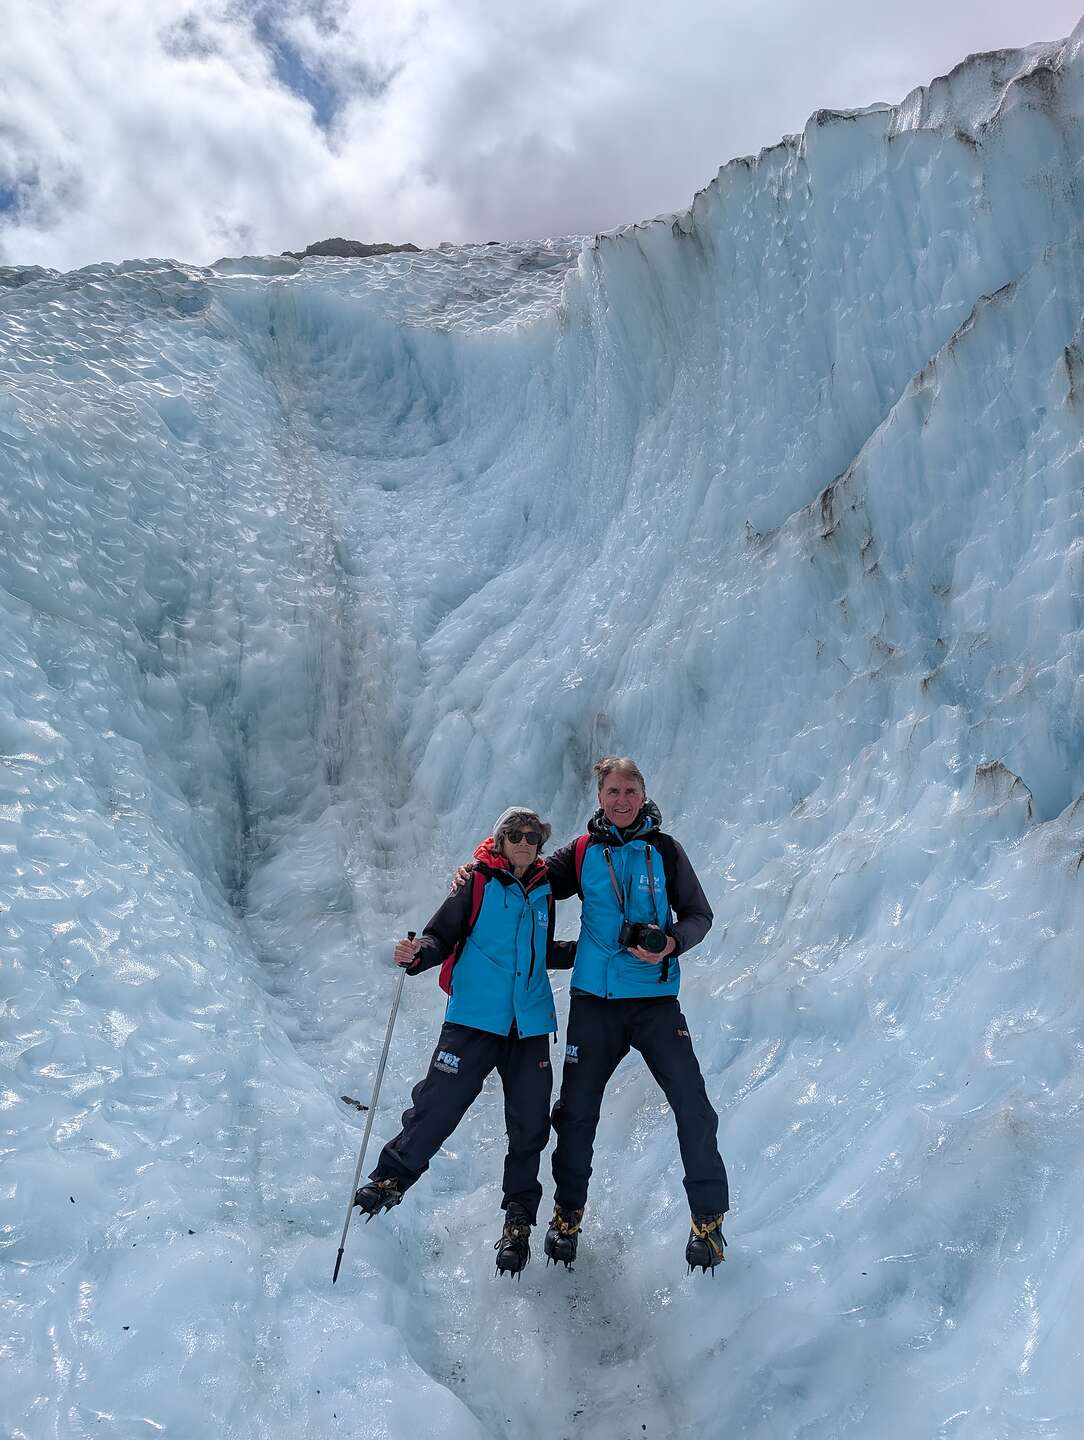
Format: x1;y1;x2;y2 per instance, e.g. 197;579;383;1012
354;806;573;1276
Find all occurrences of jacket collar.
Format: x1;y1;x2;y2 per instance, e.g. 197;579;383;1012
473;837;548;889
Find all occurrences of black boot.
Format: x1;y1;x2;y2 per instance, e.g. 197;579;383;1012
543;1204;583;1268
494;1203;532;1278
686;1214;726;1273
354;1176;404;1219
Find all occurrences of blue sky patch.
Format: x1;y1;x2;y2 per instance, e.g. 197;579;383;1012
253;14;338;131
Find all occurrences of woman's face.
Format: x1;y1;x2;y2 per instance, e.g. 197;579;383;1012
500;824;541;873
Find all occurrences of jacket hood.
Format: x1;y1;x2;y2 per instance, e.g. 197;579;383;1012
586;798;663;845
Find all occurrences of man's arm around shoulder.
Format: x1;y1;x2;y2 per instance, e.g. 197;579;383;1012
545;840;581;902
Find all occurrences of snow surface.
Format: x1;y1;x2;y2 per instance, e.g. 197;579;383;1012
3;22;1084;1440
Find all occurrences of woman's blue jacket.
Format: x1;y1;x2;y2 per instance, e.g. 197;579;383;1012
409;849;574;1037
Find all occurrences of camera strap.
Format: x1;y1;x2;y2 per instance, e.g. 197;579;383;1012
601;840;667;979
643;847;670;983
645;846;657;913
602;847;626;911
602;844;658;916
603;845;668;981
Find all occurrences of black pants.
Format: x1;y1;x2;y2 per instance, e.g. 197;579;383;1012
551;992;729;1217
373;1020;553;1223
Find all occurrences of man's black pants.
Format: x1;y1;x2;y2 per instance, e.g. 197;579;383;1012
551;991;729;1217
373;1020;552;1222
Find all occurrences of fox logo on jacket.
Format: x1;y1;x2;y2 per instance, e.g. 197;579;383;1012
434;1050;461;1075
565;1044;579;1064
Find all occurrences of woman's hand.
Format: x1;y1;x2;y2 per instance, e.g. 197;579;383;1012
450;862;473;893
629;930;677;964
394;937;422;968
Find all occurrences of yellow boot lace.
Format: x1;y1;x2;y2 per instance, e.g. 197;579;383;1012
553;1208;583;1237
690;1215;726;1259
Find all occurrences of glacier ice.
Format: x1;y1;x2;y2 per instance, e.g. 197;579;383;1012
2;22;1084;1440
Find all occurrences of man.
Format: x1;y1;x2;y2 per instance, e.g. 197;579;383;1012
542;757;729;1273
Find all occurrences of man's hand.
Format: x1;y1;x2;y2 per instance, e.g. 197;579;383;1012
629;931;677;964
393;936;422;968
450;862;473;893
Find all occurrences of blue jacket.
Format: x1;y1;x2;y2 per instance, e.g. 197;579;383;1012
546;807;713;1000
411;853;572;1037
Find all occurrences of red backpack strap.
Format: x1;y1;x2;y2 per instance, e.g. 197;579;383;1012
573;834;591;895
438;868;488;995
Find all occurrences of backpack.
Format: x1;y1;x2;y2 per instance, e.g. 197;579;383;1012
438;869;489;995
574;834;590;892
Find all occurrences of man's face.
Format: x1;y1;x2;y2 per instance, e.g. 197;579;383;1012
599;772;645;828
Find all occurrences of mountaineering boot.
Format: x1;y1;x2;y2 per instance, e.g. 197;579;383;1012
686;1214;726;1274
353;1176;404;1219
543;1205;583;1268
494;1203;532;1278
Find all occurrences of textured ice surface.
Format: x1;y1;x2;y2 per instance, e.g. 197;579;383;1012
2;23;1084;1440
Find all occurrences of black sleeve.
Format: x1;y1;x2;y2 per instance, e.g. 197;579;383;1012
545;841;581;901
541;890;576;970
407;883;474;974
657;835;713;957
546;939;577;971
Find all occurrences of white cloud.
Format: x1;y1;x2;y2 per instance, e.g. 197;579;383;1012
1;0;1081;270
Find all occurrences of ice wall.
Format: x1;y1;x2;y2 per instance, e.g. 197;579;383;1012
2;22;1083;1440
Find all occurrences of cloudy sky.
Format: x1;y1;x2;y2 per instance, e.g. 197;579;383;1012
1;1;1081;271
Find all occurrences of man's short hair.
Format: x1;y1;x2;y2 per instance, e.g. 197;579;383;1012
593;756;646;793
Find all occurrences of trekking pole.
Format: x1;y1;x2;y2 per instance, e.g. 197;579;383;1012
332;932;414;1284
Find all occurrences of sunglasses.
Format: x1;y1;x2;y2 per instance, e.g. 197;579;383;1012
504;829;542;847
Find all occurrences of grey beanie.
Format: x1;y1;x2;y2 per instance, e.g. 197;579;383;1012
492;806;552;847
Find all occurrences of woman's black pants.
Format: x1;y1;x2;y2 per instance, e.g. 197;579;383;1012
372;1020;552;1223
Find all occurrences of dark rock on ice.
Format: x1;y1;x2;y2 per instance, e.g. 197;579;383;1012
282;238;422;260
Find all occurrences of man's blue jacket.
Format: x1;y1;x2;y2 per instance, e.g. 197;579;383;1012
544;804;713;1000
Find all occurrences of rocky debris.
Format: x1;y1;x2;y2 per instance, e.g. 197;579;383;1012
973;760;1034;820
282;237;421;260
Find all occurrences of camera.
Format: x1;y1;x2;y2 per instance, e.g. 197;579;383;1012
618;921;668;954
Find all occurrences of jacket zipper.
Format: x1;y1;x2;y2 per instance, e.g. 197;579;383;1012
510;877;537;985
